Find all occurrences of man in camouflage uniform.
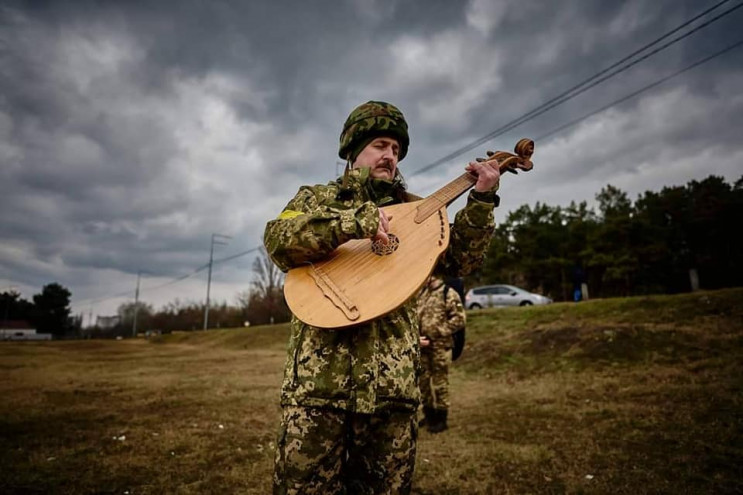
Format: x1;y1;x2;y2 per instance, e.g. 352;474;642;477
417;275;466;433
264;101;501;494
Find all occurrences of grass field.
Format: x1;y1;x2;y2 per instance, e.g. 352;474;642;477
1;288;742;494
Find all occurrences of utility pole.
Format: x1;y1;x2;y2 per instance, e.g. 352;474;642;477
132;271;141;338
204;233;231;330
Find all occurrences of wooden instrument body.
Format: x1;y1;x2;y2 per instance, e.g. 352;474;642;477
283;201;450;329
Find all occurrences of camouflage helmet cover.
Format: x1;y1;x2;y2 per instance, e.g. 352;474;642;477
339;101;409;161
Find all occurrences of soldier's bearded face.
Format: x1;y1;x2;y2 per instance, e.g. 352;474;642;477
352;137;400;180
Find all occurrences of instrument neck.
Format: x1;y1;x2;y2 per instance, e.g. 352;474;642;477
414;173;477;223
411;140;534;224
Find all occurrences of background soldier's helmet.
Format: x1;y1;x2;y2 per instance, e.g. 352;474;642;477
338;101;410;162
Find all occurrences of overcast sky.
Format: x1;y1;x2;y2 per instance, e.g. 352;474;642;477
1;0;742;323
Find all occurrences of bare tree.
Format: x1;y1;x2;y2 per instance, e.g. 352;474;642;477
251;247;284;301
235;290;251;310
244;248;290;324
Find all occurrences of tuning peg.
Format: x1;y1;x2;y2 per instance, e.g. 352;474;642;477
506;166;518;175
486;150;495;157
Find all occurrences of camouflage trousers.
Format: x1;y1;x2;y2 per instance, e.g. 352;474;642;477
419;343;452;410
273;405;418;495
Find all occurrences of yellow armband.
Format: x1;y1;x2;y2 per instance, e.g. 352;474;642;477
277;209;305;220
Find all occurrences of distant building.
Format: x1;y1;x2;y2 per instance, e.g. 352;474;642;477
0;320;52;341
96;315;120;329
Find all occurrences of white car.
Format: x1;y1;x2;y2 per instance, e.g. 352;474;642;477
465;284;552;309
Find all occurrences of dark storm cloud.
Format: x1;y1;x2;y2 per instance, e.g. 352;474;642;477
413;0;743;154
1;0;741;316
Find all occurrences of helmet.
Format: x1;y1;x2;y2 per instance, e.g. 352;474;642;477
338;101;409;162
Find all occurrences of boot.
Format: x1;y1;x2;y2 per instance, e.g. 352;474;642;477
427;409;448;433
419;407;435;428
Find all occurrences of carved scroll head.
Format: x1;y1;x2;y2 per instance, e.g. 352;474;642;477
513;138;534;172
484;139;535;173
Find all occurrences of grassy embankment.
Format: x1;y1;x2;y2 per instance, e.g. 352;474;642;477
1;288;741;494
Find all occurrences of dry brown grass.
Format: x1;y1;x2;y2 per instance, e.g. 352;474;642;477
0;337;285;494
1;288;742;494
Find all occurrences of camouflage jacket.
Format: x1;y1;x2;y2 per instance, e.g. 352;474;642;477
264;167;495;414
416;278;466;350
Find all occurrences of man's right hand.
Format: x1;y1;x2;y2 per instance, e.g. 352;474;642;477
373;208;392;244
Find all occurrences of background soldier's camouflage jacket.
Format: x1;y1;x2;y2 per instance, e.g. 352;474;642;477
417;278;465;349
264;167;495;414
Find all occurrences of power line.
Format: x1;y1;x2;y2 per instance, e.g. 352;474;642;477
75;288;136;307
213;246;262;265
410;0;743;176
71;246;262;308
139;263;211;292
71;265;207;307
534;37;743;142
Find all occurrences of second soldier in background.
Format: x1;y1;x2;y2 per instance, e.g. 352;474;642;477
417;275;466;433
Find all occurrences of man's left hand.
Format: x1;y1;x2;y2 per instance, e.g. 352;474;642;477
466;158;501;193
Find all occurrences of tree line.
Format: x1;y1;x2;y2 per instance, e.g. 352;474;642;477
470;174;742;301
1;283;79;337
1;250;291;338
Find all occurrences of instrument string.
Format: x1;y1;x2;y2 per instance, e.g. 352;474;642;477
326;205;422;276
415;174;476;220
